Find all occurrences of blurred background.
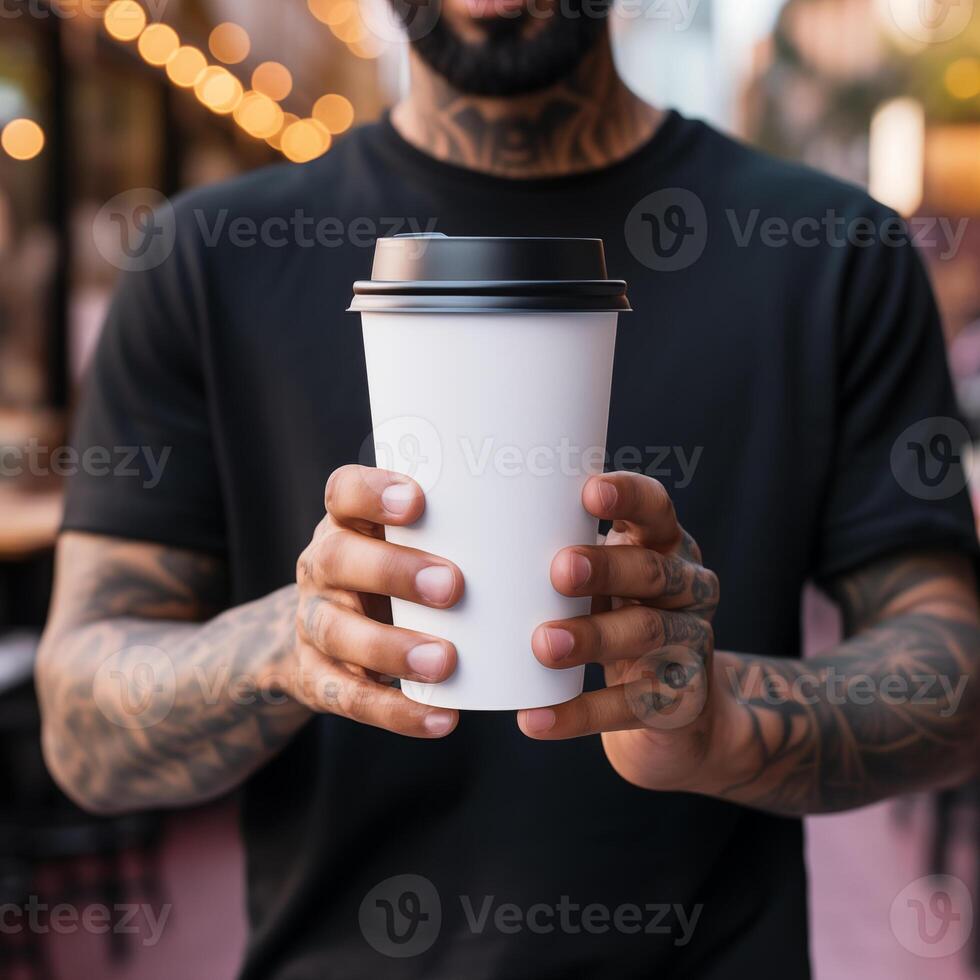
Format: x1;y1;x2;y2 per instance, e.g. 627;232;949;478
1;0;979;976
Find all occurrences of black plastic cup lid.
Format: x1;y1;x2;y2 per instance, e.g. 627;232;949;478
349;234;630;314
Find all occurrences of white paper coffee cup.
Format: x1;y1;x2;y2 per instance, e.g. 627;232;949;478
351;235;629;711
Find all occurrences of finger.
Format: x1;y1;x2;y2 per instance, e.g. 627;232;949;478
582;472;682;552
311;530;464;608
325;464;425;528
550;545;719;612
531;607;712;668
293;648;458;738
518;647;709;739
299;595;457;683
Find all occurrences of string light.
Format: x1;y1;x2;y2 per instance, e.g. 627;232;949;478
137;23;180;66
166;45;208;88
281;118;331;163
234;91;285;140
306;0;381;60
209;22;251;65
252;62;293;102
313;94;354;134
1;119;45;161
195;66;244;115
103;0;146;41
99;1;355;161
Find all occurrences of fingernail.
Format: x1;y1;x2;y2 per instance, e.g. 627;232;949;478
407;642;448;679
416;566;455;604
382;483;416;516
567;552;592;589
543;628;575;663
597;480;618;512
523;708;557;735
424;711;454;735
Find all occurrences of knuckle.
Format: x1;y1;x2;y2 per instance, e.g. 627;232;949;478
684;615;713;657
582;616;605;658
336;677;372;719
642;549;666;591
295;550;313;588
638;606;666;649
376;547;406;594
679;529;702;563
324;466;351;513
316;528;348;572
694;567;720;612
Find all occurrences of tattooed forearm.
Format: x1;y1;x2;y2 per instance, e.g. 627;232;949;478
714;552;980;816
392;36;662;178
36;533;310;814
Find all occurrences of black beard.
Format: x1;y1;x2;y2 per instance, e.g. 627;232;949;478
391;0;611;97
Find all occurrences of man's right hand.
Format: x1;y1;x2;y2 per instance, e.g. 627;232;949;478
290;464;464;738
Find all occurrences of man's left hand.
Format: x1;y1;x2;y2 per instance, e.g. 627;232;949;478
518;471;730;794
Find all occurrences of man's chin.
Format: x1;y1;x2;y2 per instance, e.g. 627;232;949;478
402;0;610;98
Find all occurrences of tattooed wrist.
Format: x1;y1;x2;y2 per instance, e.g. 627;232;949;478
37;535;310;814
706;554;980;816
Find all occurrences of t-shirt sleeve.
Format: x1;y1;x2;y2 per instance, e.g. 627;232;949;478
61;217;226;554
812;219;978;584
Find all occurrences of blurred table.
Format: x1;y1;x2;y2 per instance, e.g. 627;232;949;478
0;486;63;560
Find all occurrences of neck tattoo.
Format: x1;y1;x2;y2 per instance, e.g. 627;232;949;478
392;36;664;179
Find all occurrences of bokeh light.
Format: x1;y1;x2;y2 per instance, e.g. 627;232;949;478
313;94;354;134
166;46;208;88
103;0;146;41
234;92;285;140
194;66;244;115
307;0;334;25
252;62;293;102
137;23;180;66
348;36;384;59
944;58;980;101
266;112;299;151
209;22;251;65
1;119;45;161
281;118;331;163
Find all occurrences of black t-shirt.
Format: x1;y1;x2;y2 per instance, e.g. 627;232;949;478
64;111;978;979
